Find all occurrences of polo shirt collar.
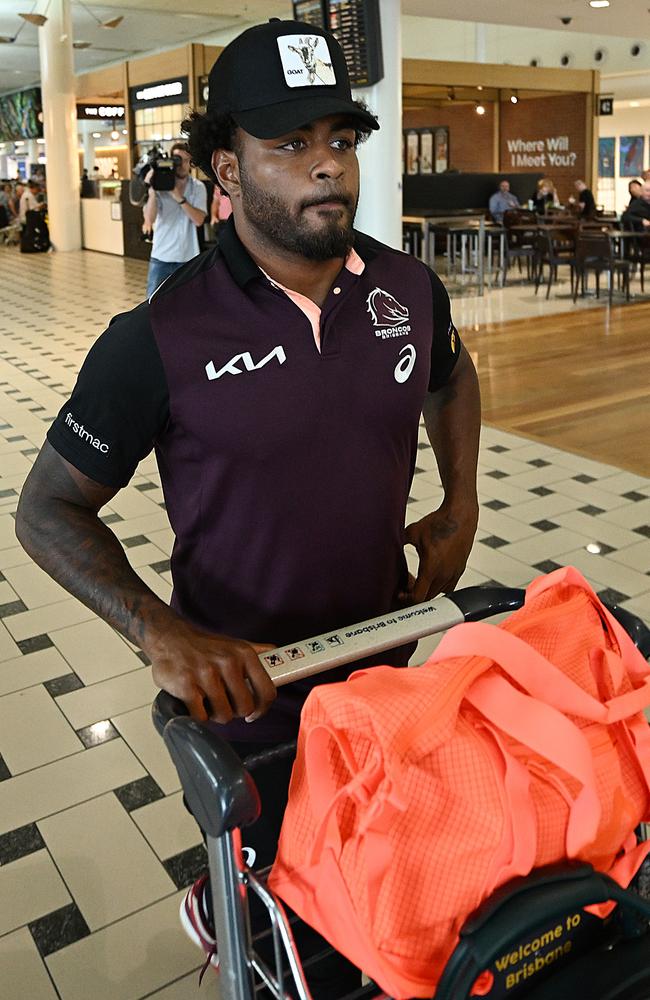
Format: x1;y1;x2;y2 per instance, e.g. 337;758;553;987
218;216;377;290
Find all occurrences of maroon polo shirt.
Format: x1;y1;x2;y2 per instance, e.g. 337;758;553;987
47;219;461;741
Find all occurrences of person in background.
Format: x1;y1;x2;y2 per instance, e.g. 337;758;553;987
641;168;650;182
624;180;650;230
488;179;520;223
8;183;23;220
142;141;208;298
18;179;42;226
532;178;560;215
572;179;597;219
80;169;97;198
0;183;10;222
627;179;643;205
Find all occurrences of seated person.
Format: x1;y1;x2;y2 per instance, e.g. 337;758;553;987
488;180;520;223
624;180;650;230
571;180;597;219
532;178;560;215
621;180;643;230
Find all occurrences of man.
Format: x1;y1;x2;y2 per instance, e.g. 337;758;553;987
142;141;208;297
574;179;597;219
16;17;480;991
488;179;520;223
18;178;42;225
625;180;650;230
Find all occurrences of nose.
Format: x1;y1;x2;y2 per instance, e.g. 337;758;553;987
311;143;345;181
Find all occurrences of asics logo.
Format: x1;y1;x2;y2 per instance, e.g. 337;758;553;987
206;346;286;380
394;344;417;384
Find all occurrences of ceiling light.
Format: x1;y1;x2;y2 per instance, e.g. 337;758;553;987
630;100;640;107
589;1;610;6
36;137;45;143
100;15;123;28
510;92;519;104
477;85;483;91
15;140;24;146
92;131;101;138
19;12;48;25
111;129;119;140
121;128;128;134
476;103;486;115
586;542;603;554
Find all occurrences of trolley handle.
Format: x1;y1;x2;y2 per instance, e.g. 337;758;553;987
435;863;650;1000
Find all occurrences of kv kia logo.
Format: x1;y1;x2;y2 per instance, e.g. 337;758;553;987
205;346;286;380
366;287;411;339
394;344;417;384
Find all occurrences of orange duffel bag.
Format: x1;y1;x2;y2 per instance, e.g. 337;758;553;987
269;567;650;998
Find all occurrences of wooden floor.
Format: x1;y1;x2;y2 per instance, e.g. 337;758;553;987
461;300;650;477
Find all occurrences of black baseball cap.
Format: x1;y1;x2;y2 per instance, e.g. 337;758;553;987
206;18;379;139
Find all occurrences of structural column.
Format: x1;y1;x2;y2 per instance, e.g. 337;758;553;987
37;0;81;250
353;0;402;249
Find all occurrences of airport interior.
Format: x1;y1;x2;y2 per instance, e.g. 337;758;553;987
1;1;650;998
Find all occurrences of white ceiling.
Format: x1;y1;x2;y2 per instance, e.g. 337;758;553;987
0;0;649;97
406;0;650;39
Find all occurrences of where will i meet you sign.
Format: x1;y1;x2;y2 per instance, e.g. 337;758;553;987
506;136;577;169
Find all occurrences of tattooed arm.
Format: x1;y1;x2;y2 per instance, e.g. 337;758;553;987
15;442;276;722
402;345;481;602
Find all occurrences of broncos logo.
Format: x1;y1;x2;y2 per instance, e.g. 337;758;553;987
366;287;410;328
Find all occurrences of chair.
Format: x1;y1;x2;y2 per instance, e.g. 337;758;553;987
622;233;650;292
573;232;631;303
534;228;576;299
502;209;537;285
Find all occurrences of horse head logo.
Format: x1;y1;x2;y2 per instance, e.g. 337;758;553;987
366;288;410;328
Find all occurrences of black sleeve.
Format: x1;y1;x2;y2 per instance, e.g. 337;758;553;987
423;265;462;392
46;302;170;488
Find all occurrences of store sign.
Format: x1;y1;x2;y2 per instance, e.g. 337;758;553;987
78;105;125;120
129;77;189;110
598;96;614;116
506;135;577;169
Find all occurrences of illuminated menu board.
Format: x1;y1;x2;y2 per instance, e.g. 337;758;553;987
292;0;383;87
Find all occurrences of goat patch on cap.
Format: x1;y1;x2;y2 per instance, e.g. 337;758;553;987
277;35;337;88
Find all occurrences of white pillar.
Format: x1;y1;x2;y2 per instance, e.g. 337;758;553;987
27;139;39;175
82;124;95;173
37;0;81;251
475;23;487;63
353;0;402;249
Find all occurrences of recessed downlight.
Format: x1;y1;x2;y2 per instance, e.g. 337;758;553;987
589;1;610;7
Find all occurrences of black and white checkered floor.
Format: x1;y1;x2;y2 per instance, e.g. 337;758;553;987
0;246;649;1000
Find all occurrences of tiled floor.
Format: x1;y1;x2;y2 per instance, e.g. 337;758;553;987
0;243;649;999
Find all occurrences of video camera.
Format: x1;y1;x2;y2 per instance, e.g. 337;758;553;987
134;147;181;192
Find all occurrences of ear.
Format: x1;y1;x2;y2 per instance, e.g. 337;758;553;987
212;148;240;200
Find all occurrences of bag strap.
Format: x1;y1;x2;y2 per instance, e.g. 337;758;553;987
431;622;650;724
527;566;650;680
465;672;602;856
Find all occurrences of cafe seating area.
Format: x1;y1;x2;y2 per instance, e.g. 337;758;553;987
402;206;650;304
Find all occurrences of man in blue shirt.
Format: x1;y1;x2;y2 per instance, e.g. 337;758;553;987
489;179;520;223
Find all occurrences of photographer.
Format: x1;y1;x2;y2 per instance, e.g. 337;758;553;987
142;142;207;297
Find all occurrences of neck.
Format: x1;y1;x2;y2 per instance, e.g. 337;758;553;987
233;213;346;308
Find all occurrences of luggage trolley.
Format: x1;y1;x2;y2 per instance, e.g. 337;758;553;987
152;586;650;1000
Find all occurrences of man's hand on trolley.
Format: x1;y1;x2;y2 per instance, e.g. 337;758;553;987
401;501;479;604
147;619;276;724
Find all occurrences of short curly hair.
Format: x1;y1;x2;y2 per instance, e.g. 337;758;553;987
181;101;377;192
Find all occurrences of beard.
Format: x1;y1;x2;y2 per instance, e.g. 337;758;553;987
239;160;357;261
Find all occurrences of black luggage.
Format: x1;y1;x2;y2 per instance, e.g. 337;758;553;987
20;209;50;253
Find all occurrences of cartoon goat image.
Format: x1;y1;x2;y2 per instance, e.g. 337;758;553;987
288;36;336;86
